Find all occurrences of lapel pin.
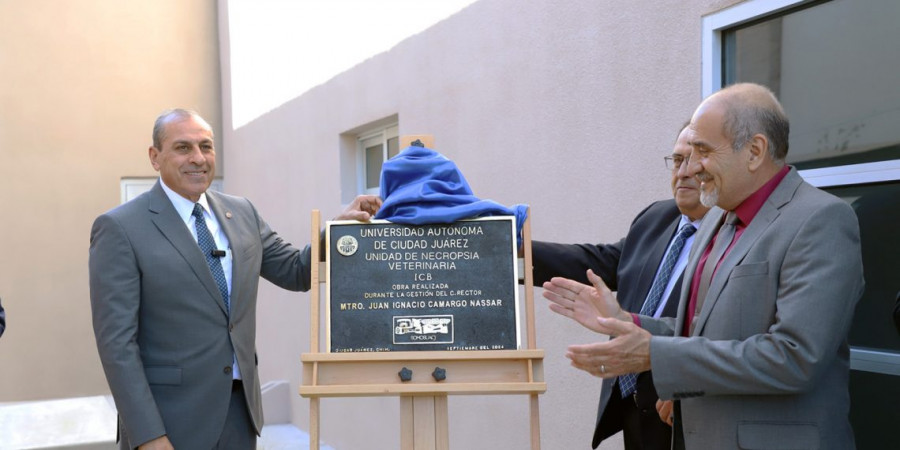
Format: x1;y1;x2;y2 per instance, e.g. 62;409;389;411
225;211;233;219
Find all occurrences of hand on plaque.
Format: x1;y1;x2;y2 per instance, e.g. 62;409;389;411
335;195;382;222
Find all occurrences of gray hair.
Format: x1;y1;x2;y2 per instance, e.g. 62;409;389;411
151;109;213;149
718;83;790;162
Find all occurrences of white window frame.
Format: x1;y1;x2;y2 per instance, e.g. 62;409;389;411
356;124;398;196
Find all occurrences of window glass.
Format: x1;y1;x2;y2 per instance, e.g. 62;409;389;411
365;144;383;190
355;123;398;195
849;370;900;450
723;0;900;169
824;181;900;353
387;136;400;159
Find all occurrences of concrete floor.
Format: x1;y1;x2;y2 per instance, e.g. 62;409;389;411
0;394;336;450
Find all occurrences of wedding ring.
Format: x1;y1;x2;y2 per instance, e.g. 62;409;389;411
600;364;606;374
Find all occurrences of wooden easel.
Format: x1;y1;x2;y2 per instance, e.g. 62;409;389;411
301;137;544;449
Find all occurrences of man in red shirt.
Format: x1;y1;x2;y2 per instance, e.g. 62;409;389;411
543;83;864;449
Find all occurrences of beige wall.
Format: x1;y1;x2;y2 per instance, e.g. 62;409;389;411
0;0;756;447
220;0;741;448
0;0;221;401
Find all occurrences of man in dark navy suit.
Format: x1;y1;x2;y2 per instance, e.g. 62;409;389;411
532;125;709;449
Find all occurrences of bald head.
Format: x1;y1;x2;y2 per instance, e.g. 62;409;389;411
703;83;790;163
686;83;791;210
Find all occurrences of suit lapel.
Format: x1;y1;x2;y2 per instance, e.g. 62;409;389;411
207;191;240;314
675;207;723;335
692;169;802;335
148;182;228;316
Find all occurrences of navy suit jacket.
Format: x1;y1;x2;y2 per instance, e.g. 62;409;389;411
532;199;685;448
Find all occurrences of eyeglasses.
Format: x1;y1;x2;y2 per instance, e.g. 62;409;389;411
664;154;689;170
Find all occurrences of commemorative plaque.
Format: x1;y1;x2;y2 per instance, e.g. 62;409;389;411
326;216;519;352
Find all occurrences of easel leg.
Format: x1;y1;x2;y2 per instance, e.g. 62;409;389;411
530;394;541;449
401;396;414;450
434;395;449;450
400;395;450;450
413;397;437;450
310;397;320;450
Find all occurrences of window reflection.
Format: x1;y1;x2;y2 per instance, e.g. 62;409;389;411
825;182;900;352
723;0;900;168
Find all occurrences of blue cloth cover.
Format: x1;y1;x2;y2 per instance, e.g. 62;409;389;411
374;146;528;239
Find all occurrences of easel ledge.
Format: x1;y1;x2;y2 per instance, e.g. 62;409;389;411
301;349;545;397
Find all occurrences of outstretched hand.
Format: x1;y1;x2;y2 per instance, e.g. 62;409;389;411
335;195;382;222
566;316;653;378
542;269;629;332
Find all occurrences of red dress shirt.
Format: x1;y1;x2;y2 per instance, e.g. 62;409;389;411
681;165;790;336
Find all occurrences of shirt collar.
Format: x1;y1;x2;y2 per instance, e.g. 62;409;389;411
680;214;703;230
158;177;211;223
733;165;790;226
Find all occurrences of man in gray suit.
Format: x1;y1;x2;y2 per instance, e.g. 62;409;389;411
89;109;380;449
543;83;864;449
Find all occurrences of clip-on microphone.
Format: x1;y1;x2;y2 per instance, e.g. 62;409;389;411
211;249;226;258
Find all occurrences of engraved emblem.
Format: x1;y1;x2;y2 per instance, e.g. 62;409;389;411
336;235;358;256
393;315;454;345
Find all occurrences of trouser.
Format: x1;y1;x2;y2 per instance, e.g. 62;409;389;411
215;380;258;450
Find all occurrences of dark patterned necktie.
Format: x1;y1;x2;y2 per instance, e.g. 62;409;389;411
193;204;229;314
619;223;697;398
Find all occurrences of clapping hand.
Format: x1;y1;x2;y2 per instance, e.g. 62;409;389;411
542;269;629;332
543;269;653;378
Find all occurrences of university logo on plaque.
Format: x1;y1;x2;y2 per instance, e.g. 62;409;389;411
326;217;520;352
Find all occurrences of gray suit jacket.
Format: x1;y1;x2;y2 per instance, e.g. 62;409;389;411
89;182;312;449
641;168;864;449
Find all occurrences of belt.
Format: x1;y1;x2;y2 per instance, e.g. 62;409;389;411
232;380;243;391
